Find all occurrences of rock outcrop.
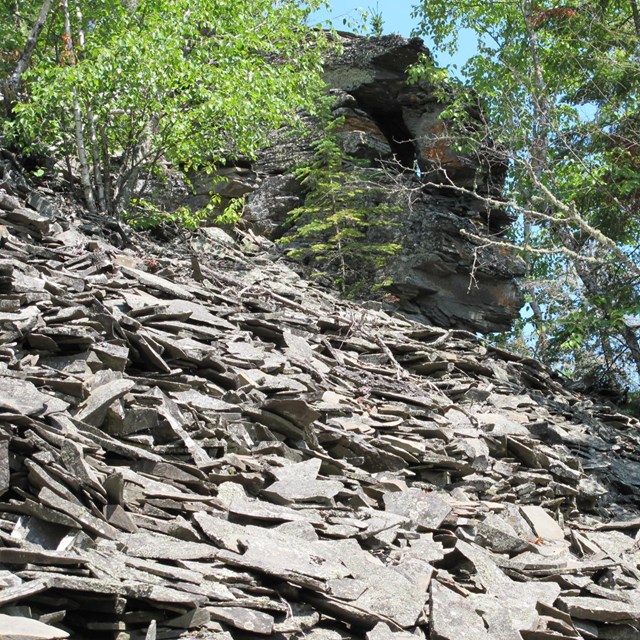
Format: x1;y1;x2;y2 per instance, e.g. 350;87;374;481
0;150;639;640
235;34;524;333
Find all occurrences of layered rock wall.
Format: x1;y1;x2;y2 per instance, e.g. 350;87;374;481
238;34;525;333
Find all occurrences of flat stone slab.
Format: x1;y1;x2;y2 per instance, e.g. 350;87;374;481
0;438;8;496
124;531;219;560
430;580;493;639
208;606;274;635
559;596;640;623
310;538;426;629
0;614;69;639
75;378;135;426
0;378;49;416
383;488;451;530
520;505;565;541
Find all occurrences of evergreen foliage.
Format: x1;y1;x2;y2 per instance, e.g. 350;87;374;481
282;133;401;297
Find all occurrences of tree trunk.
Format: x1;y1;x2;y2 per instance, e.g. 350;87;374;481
74;1;106;212
62;0;97;213
630;0;640;42
3;0;54;107
100;125;114;216
623;324;640;380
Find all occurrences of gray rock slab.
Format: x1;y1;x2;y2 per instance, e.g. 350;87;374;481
120;266;195;300
0;579;51;607
273;602;320;633
217;525;350;586
0;614;69;639
520;505;565;541
366;622;417;640
264;398;321;428
457;540;560;631
263;476;343;505
327;578;369;601
105;406;158;436
469;593;532;640
75;378;135;426
208;606;274;635
216;481;322;523
193;511;248;553
0;548;86;567
596;623;640;639
559;597;640;623
430;580;493;639
0;438;8;496
60;439;104;494
475;517;532;555
38;487;118;540
273;458;322;481
391;558;433;594
310;538;426;629
283;330;330;373
0;377;48;416
302;629;344;640
6;206;51;232
164;607;211;629
20;571;206;606
123;531;219;560
91;341;129;371
169;389;236;412
383;488;451;530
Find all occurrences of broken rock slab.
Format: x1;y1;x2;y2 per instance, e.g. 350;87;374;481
0;614;69;640
558;596;640;623
430;580;493;640
383;488;452;530
263;458;344;504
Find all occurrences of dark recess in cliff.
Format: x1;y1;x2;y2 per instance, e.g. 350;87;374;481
223;34;526;334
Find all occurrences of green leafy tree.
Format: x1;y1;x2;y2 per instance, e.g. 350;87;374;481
3;0;330;218
282;133;401;297
411;0;640;393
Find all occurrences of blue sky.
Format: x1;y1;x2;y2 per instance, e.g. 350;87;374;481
312;0;416;37
310;0;478;69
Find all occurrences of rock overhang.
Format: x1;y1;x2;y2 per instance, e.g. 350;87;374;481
237;33;526;333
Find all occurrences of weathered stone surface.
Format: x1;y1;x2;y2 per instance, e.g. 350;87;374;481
558;597;640;623
0;378;49;416
383;488;451;530
240;34;525;333
263;458;343;504
75;378;135;426
0;614;69;639
0;437;9;496
520;505;565;541
124;532;219;560
430;581;493;639
208;607;274;635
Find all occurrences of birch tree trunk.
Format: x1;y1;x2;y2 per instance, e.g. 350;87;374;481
74;1;106;212
3;0;53;106
61;0;97;213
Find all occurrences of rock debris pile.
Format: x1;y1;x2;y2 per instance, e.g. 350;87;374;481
0;171;639;640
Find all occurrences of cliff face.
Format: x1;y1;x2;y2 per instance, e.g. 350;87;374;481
225;34;525;334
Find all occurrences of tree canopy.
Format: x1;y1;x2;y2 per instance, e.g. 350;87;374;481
411;0;640;395
2;0;329;216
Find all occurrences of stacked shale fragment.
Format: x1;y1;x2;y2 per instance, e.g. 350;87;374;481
0;171;639;640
